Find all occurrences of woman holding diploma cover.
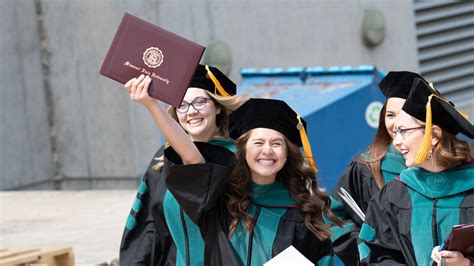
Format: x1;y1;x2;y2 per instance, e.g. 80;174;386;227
122;79;344;264
358;75;474;265
121;64;342;264
119;64;243;266
328;71;422;265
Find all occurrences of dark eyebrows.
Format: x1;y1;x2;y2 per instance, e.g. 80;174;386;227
250;137;284;142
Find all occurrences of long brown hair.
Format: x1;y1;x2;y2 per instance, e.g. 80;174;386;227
361;102;392;188
226;130;343;240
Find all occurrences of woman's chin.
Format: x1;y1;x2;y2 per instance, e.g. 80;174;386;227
405;159;416;168
187;128;207;138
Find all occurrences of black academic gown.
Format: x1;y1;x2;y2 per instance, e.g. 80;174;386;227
358;163;474;266
119;146;176;266
120;140;235;266
329;146;406;265
164;142;335;266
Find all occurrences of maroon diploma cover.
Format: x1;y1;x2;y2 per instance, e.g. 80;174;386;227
100;13;205;107
443;223;474;257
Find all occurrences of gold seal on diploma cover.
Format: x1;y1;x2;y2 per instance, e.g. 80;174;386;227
143;47;164;68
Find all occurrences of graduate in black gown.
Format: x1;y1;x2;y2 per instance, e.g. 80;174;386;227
164;98;343;265
119;65;244;266
358;76;474;265
329;72;425;265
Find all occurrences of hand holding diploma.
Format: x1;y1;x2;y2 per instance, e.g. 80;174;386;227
431;246;470;266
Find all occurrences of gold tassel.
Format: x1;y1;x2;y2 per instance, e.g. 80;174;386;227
457;110;470;120
415;95;433;164
296;114;318;173
413;84;469;164
205;65;230;97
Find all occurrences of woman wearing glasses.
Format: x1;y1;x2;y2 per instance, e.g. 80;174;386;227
358;77;474;265
119;65;245;266
329;72;422;265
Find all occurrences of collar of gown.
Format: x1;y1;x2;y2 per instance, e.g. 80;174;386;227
398;163;474;198
250;180;297;207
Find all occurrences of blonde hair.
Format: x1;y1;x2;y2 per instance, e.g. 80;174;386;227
152;92;248;170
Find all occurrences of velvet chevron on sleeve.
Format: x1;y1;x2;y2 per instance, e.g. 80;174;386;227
120;146;175;266
329;146;406;265
120;140;236;266
329;159;374;266
358;182;412;265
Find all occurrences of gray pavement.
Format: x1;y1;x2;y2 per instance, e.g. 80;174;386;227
0;190;137;265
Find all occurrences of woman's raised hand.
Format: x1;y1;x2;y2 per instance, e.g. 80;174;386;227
124;74;204;165
124;74;156;109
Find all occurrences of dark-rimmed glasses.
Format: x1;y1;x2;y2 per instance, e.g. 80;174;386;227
394;126;424;140
176;97;212;114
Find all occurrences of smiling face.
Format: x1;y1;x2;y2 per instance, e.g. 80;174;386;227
385;97;406;140
245;128;288;185
176;87;221;142
393;110;448;171
392;110;426;167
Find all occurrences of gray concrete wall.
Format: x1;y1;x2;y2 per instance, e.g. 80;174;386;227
1;0;420;190
39;0;162;190
154;0;420;78
1;0;54;189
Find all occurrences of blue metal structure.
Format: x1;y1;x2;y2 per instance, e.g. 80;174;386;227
238;65;386;193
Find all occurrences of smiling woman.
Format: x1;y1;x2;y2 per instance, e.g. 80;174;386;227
118;64;246;266
243;128;287;184
164;98;343;266
328;71;423;265
359;76;474;266
174;88;221;142
392;113;430;168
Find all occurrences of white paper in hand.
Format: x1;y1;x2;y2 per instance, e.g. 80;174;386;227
337;187;365;221
264;245;314;266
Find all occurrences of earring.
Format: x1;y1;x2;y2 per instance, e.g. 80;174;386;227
426;147;433;161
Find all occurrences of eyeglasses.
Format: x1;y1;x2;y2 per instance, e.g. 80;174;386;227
393;126;424;140
176;97;212;114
